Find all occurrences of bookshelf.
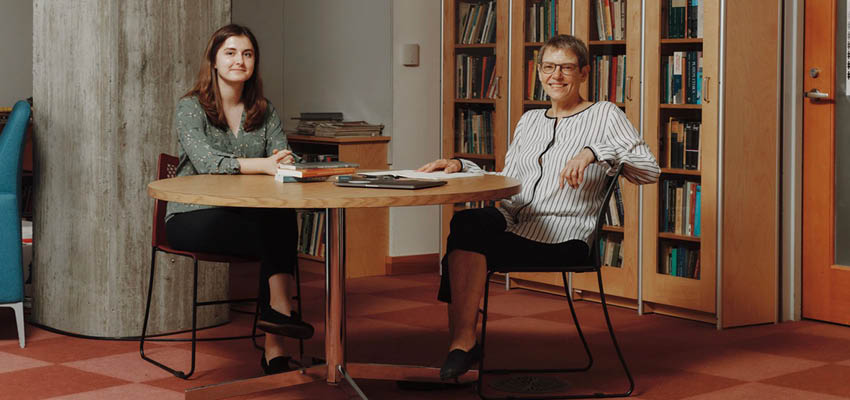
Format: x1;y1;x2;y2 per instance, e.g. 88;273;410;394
504;0;640;308
441;0;509;255
439;0;779;327
641;0;779;328
508;0;571;136
285;134;390;278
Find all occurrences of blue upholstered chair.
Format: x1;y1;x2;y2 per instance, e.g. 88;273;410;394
0;100;31;349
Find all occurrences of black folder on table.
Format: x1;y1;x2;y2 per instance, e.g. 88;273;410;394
334;175;447;190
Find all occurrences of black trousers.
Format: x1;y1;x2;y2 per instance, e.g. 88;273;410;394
166;207;299;312
438;207;590;303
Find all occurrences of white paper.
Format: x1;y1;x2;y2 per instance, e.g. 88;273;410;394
360;169;484;181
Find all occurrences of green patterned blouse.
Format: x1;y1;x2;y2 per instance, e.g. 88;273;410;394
165;96;292;220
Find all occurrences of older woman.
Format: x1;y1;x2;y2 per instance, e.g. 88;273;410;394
165;24;312;375
418;34;660;380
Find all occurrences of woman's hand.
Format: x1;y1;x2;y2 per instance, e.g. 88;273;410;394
417;158;462;173
237;149;294;176
266;149;293;175
559;148;596;189
273;149;295;165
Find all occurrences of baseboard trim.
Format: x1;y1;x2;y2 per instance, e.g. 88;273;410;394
385;254;440;275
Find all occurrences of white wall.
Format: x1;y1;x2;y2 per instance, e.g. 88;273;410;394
389;0;442;257
233;0;285;114
0;0;33;106
278;0;442;257
282;0;393;141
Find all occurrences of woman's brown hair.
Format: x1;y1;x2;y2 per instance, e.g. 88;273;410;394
185;24;268;132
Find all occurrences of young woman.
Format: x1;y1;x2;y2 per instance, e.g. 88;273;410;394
165;24;310;375
419;34;660;380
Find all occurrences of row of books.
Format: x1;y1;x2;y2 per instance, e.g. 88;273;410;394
457;1;497;44
658;244;700;279
525;50;550;101
665;0;703;39
456;199;497;209
589;54;627;103
296;210;325;258
599;236;624;267
455;108;494;155
663;117;701;170
661;51;703;105
603;183;624;227
526;0;557;42
456;54;499;99
593;0;627;41
660;179;701;237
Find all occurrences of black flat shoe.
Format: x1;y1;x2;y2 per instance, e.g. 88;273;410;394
439;343;482;380
257;309;314;339
261;354;293;375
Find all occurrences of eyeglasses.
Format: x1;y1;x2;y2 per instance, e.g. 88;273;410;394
539;62;579;75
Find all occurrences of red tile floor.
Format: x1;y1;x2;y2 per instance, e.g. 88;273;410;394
2;269;850;399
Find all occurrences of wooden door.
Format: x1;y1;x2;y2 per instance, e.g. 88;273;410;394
803;0;850;325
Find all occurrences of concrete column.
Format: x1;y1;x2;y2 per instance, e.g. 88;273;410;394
32;0;232;336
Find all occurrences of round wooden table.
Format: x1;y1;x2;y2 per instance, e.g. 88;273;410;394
148;174;520;399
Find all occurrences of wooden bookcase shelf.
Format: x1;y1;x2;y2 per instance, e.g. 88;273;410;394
661;168;701;177
441;0;510;254
441;0;780;327
508;0;571;140
565;0;640;307
642;0;779;328
286;134;390;278
298;253;324;263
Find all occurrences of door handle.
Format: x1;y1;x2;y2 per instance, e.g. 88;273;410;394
804;89;830;99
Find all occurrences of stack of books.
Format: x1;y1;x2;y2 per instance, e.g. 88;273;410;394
314;121;384;138
293;112;343;135
274;161;358;182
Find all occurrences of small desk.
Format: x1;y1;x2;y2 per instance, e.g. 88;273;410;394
147;174;521;399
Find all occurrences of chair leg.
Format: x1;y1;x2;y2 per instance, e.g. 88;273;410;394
182;256;200;380
294;260;305;361
561;272;593;372
140;248;159;367
477;271;633;399
596;269;634;397
477;271;494;394
139;248;197;380
11;302;24;348
251;297;262;351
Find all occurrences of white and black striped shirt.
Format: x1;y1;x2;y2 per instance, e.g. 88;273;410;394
460;102;660;244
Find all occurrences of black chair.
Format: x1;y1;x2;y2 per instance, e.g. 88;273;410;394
478;164;634;399
140;153;306;379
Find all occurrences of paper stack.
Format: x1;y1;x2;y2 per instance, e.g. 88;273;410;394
314;121;384;137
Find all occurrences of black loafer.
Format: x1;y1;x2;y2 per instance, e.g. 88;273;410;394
439;343;482;380
261;354;293;375
257;309;314;339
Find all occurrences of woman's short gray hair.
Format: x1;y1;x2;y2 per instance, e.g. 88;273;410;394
536;34;589;68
